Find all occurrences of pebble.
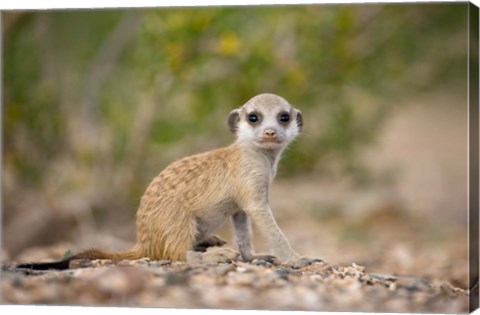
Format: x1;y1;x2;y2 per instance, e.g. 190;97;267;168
252;259;273;267
1;258;468;312
165;271;190;285
151;260;172;266
275;268;300;280
213;263;236;276
395;276;432;292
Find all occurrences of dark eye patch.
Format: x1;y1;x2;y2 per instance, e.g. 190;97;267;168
278;111;291;125
246;111;262;125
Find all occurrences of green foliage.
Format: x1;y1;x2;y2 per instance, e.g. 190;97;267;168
63;250;74;259
134;3;467;177
3;3;468;197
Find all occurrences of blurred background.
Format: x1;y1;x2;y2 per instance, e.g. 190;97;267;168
2;3;469;288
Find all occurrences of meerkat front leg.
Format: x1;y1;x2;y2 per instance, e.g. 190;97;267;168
244;202;321;268
231;211;254;260
247;204;299;263
232;210;279;264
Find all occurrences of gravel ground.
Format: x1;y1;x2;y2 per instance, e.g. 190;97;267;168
1;255;469;313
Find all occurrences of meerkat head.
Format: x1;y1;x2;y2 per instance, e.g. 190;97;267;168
228;93;303;150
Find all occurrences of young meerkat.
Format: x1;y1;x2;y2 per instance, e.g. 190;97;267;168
17;93;320;270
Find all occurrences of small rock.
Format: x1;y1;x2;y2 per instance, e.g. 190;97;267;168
439;282;463;297
361;273;397;286
150;260;172;267
116;258;150;266
351;263;365;273
165;271;190;285
213;264;236;276
370;273;397;282
299;261;330;274
251;259;273;267
360;274;374;285
395;276;432;292
236;266;249;273
275;268;300;280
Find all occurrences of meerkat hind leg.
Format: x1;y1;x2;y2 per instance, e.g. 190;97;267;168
201;247;239;264
193;234;227;252
187;247;239;265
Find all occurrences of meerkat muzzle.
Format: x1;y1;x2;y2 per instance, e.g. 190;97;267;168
264;129;277;138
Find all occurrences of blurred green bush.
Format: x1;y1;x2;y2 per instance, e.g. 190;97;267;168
3;3;468;212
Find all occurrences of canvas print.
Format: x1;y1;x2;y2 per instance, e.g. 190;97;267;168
1;2;479;313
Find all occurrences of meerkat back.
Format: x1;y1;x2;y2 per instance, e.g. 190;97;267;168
134;146;240;260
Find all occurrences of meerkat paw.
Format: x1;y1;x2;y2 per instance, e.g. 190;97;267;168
202;248;239;264
193;235;227;252
290;256;324;269
247;254;281;265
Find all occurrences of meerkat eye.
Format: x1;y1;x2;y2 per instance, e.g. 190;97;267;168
279;113;290;123
248;114;259;123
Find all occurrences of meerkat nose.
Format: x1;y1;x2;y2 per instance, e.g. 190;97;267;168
264;129;277;138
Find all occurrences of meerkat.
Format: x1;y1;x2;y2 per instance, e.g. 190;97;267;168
17;93;320;270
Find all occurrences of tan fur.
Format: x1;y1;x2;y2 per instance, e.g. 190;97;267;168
52;93;319;267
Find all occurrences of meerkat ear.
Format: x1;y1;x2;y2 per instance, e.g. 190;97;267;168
228;109;241;133
295;109;303;132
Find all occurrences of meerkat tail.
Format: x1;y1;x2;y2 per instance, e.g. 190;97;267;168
16;245;145;270
16;259;72;270
70;246;144;261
